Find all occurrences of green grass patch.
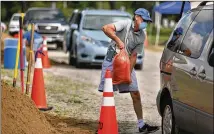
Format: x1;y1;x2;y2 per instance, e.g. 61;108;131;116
147;24;173;46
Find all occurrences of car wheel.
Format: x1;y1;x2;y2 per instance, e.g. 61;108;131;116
73;46;82;68
162;98;178;134
69;51;76;66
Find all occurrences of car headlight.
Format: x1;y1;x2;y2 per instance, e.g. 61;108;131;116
81;35;97;44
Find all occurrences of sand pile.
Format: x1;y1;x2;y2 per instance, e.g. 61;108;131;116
1;81;58;134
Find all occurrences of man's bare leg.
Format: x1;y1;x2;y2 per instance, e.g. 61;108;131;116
130;91;159;133
130;91;143;120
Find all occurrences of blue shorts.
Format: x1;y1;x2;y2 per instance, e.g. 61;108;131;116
98;56;139;93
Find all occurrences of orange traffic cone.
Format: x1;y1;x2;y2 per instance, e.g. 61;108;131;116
31;51;52;111
41;37;51;68
98;69;118;134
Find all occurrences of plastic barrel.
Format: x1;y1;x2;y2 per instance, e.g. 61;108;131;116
4;38;27;69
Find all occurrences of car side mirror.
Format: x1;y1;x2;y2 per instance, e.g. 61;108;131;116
208;49;214;67
70;24;78;30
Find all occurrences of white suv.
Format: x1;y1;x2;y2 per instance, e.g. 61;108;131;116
9;13;24;36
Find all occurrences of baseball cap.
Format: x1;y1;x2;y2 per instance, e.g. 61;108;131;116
134;8;152;22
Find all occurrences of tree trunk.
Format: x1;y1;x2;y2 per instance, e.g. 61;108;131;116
109;1;115;9
21;1;27;12
63;1;67;9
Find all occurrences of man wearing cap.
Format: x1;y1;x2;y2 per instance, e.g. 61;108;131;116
99;8;159;133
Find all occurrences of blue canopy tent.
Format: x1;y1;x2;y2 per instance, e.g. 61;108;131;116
153;1;191;14
152;1;191;46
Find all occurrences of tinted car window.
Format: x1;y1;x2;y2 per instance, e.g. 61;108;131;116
27;9;66;21
167;11;199;52
82;15;131;30
181;10;213;58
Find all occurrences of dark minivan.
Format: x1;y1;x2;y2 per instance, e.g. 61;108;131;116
156;2;213;134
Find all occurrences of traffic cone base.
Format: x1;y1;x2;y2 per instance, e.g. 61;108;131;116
98;107;118;134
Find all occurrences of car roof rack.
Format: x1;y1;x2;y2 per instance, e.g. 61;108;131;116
197;1;213;7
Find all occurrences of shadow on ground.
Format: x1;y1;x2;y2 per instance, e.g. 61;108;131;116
45;113;142;134
49;58;102;70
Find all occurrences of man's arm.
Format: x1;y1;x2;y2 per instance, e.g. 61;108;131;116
130;43;144;71
102;23;125;49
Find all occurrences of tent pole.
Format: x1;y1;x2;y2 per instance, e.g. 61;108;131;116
155;1;160;47
178;2;186;21
155;12;161;47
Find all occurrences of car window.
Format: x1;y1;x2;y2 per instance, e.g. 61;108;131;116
180;9;213;58
27;9;66;21
69;13;78;24
12;16;20;21
69;14;75;24
166;10;200;52
82;15;131;30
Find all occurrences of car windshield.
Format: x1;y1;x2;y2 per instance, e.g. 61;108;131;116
82;15;131;30
13;16;20;21
28;9;66;21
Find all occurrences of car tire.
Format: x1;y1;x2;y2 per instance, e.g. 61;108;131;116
69;52;76;66
161;97;179;134
73;45;82;68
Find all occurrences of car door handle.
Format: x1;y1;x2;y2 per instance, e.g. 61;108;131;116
190;67;197;76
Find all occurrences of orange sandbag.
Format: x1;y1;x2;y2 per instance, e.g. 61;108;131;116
112;49;131;85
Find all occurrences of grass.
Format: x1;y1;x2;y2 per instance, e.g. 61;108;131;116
147;24;173;46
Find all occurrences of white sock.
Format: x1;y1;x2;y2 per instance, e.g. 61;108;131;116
138;119;145;128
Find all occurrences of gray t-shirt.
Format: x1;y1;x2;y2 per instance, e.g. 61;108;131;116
110;19;145;55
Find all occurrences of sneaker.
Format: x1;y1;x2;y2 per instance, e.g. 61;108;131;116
139;123;159;133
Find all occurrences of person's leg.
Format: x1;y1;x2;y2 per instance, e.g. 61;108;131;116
130;91;143;120
130;91;145;130
129;90;159;133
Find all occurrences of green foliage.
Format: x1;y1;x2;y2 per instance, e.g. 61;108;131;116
29;1;51;7
147;24;173;46
1;5;7;21
1;1;158;22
